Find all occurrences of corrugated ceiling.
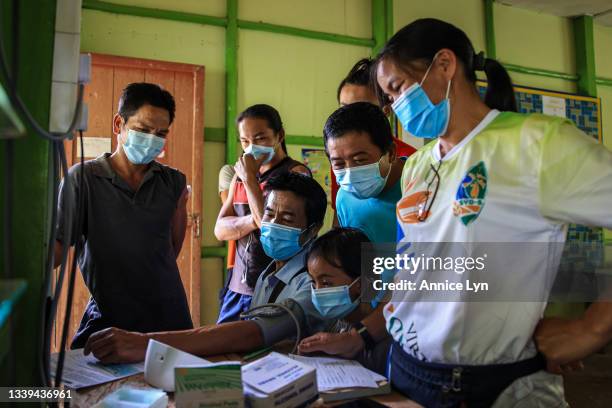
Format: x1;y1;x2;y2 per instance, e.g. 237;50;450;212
499;0;612;26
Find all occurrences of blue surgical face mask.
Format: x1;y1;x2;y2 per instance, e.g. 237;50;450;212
243;143;276;164
260;221;311;261
311;278;360;319
391;53;452;139
333;154;391;199
122;129;166;164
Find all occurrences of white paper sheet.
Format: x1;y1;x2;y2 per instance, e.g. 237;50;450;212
77;137;111;158
50;349;144;389
542;95;566;118
288;354;379;391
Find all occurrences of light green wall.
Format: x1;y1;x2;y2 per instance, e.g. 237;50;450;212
595;23;612;151
81;9;226;127
494;2;576;93
81;0;612;324
102;0;226;17
240;0;371;38
394;0;486;53
238;30;370;135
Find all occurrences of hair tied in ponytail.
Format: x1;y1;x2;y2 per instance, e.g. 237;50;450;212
473;51;486;71
379;19;517;112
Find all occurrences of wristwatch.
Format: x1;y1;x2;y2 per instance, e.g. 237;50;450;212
353;321;376;351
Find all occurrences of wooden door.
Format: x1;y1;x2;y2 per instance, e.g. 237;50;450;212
53;54;204;350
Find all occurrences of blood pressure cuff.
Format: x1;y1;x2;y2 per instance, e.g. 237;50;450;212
242;298;307;347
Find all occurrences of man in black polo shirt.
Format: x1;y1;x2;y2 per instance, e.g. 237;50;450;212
54;82;193;349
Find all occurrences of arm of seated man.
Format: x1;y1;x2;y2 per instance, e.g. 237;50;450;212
84;320;264;364
84;299;309;364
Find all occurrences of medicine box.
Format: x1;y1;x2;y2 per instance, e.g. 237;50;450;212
241;352;318;408
175;362;244;408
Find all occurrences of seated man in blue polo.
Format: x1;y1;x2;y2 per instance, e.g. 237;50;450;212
81;173;331;363
324;102;406;244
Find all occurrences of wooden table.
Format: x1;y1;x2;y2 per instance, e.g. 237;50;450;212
70;352;421;408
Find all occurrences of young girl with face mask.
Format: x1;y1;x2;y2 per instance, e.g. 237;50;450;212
299;228;392;375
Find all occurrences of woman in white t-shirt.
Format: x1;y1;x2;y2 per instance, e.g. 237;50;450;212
299;18;612;407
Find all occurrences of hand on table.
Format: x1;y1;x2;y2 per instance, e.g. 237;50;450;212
84;327;149;364
535;317;607;375
298;330;364;359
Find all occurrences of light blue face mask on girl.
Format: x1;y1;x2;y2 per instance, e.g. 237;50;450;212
311;278;361;319
333;154;391;199
391;53;452;139
122;129;166;164
260;221;310;261
243;143;275;164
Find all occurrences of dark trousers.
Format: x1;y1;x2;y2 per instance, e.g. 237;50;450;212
389;341;546;408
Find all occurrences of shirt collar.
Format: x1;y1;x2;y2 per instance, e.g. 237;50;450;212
431;109;500;162
90;153;162;179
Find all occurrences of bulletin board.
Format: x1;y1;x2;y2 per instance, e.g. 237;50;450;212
301;147;335;233
476;80;603;143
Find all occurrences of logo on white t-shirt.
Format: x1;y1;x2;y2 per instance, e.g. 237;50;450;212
453;161;488;226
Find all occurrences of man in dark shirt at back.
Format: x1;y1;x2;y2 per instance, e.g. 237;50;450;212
54;82;193;348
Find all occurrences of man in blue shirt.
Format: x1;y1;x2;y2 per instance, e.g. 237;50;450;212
324;102;406;244
81;173;330;363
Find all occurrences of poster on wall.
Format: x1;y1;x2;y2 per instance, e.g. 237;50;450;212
302;148;331;203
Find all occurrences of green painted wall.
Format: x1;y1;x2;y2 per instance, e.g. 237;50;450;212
237;30;370;136
595;23;612;152
394;0;486;54
495;2;576;93
0;0;56;386
240;0;371;38
80;0;612;324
